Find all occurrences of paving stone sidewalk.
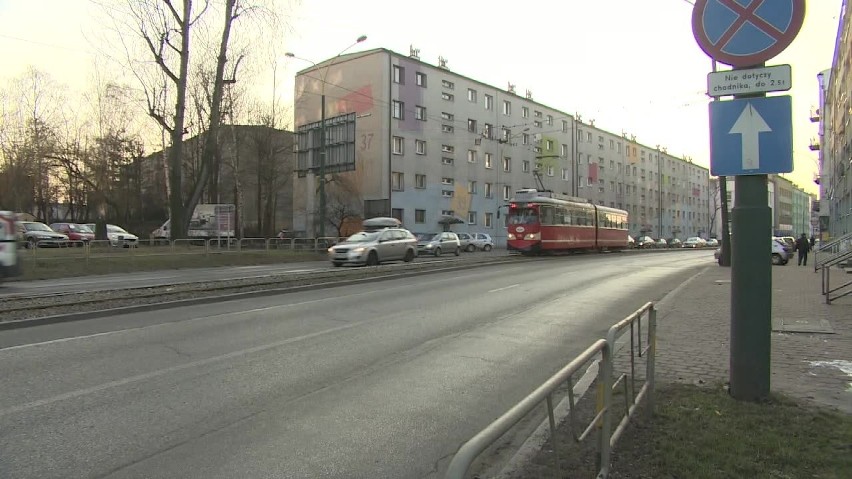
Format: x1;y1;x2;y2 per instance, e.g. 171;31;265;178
655;261;852;413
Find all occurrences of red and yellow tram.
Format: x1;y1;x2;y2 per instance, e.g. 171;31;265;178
506;189;629;254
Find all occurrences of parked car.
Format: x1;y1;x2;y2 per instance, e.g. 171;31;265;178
655;238;668;248
50;222;95;246
714;239;790;266
327;228;417;266
667;238;682;248
17;221;69;248
456;232;475;252
416;232;461;256
773;236;794;254
705;238;719;247
471;233;494;252
682;237;705;248
627;235;636;249
85;223;139;247
636;236;656;249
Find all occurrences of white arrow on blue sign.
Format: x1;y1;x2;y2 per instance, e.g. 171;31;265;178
709;96;793;176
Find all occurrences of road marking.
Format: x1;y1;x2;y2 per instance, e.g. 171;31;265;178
488;284;519;293
0;321;365;418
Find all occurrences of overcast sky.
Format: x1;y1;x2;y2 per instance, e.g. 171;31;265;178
0;0;842;195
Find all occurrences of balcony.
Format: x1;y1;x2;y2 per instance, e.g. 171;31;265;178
809;138;820;151
810;108;820;123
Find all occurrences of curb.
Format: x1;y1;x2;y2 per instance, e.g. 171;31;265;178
0;258;524;331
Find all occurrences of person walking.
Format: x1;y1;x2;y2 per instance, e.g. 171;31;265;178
795;233;811;266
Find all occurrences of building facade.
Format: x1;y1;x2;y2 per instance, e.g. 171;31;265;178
714;175;815;238
818;0;851;239
292;48;710;244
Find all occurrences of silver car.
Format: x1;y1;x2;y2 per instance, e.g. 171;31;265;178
328;228;417;266
416;232;461;256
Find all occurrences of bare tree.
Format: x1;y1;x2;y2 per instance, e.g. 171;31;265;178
324;174;363;238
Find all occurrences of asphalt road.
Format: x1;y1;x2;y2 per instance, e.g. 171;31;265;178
0;253;499;298
0;250;713;478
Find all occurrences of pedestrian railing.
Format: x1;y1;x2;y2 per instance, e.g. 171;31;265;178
444;302;657;479
820;248;852;304
814;232;852;272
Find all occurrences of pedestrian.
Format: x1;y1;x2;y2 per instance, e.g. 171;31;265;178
809;235;816;249
795;233;810;266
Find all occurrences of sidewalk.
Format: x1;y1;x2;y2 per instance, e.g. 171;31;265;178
656;261;851;413
506;260;851;478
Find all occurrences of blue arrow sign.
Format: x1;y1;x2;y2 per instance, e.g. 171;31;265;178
709;96;792;176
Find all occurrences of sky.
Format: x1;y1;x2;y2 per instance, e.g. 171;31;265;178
0;0;843;195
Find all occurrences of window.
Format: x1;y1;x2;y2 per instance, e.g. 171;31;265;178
468;211;477;225
441;210;454;216
415;209;426;223
503;157;511;172
587;132;592;142
483;123;493;139
392;136;404;154
467;150;477;163
484;94;493;110
522;160;530;172
468;181;477;194
522;133;529;145
534;110;542;118
562;120;569;133
415;105;426;121
547;115;553;125
415;139;426;155
578;129;583;142
503;100;511;115
391;208;403;221
442;124;454;133
442;79;454;89
562;168;570;181
561;144;568;156
502;128;510;142
503;185;511;200
393;65;404;84
442;190;454;197
416;72;426;86
441;177;454;185
522;106;529;118
415;174;426;188
468;88;477;102
485;213;493;228
610;139;615;149
617;142;622;153
441;112;454;120
484;153;493;169
392;172;404;191
547;165;554;176
468;119;477;132
485;182;493;198
392;100;404;119
442;157;454;165
442;92;454;101
545;139;553;151
533;120;542;128
587;177;593;186
610;160;615;169
579;176;584;186
442;144;454;153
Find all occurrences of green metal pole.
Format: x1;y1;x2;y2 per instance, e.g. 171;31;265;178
729;74;771;401
319;93;326;239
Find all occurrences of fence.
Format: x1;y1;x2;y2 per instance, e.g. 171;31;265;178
813;232;852;304
444;302;656;479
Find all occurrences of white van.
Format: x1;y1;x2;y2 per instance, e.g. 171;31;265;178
0;211;22;282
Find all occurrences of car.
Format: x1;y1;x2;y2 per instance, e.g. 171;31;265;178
50;222;95;246
714;240;790;266
85;223;139;247
655;238;668;248
636;236;656;249
667;238;682;248
705;238;719;247
682;237;704;248
17;221;69;248
327;228;417;266
455;232;475;252
471;233;494;252
773;236;794;254
416;232;461;256
627;235;636;249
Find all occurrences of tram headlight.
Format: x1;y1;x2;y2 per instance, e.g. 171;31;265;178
524;232;540;240
507;233;516;240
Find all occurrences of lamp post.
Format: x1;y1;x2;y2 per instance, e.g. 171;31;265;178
286;34;367;238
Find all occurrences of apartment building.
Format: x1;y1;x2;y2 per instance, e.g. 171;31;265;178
291;48;710;244
714;175;816;238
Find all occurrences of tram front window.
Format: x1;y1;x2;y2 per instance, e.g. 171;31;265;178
508;208;539;225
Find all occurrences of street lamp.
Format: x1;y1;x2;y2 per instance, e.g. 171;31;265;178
286;34;367;238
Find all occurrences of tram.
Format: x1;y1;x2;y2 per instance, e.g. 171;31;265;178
505;189;629;254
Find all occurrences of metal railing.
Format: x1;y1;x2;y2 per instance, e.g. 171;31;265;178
820;248;852;304
814;232;852;272
444;302;657;479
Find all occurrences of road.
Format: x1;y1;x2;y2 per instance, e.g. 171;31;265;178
0;253;490;298
0;251;712;478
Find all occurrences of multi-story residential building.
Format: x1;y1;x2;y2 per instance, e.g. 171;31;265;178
714;175;815;238
291;48;710;244
817;0;851;239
